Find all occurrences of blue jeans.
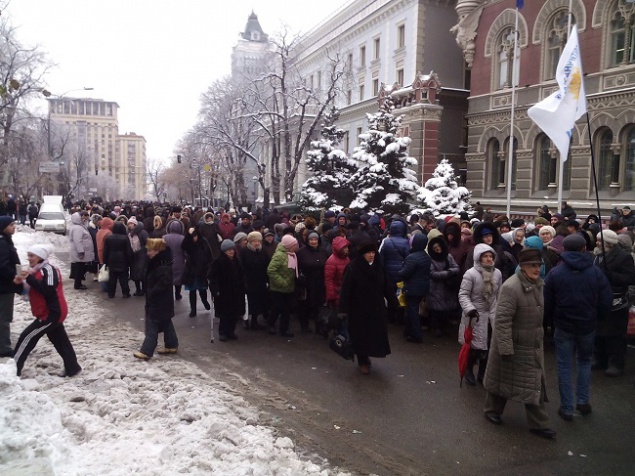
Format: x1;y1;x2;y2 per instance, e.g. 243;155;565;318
554;327;595;414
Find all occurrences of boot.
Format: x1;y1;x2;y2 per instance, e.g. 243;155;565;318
200;290;211;310
465;350;477;386
189;291;197;318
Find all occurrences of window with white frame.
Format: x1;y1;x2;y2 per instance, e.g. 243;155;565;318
608;3;635;67
545;10;571;80
397;24;405;48
496;27;520;89
373;37;381;60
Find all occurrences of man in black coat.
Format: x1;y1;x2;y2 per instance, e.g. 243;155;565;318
0;217;23;357
103;222;133;298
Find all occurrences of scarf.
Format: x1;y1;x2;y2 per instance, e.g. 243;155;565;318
22;259;49;293
480;263;495;304
287;252;298;277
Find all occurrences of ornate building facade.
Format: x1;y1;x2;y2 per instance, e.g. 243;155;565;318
453;0;635;215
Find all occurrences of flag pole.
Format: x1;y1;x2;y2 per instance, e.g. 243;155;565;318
585;112;607;267
505;6;520;218
557;0;574;214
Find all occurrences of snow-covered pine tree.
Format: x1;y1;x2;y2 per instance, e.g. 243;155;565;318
348;94;418;215
417;158;471;216
299;107;357;209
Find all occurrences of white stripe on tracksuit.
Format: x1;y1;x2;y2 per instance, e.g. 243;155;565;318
13;321;52;363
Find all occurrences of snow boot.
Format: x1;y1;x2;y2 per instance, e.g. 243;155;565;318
189;291;197;318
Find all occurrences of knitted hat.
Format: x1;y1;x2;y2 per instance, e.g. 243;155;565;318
324;210;336;219
221;239;235;252
240;212;251;220
247;231;263;242
263;228;274;238
511;218;525;228
518;249;543;266
0;216;15;232
281;235;298;251
307;231;319;241
358;241;377;255
480;227;495;237
233;232;248;243
538;225;556;238
128;216;138;226
295;222;306;234
553;213;565;221
600;230;619;245
563;234;586;251
534;217;549;226
27;244;55;260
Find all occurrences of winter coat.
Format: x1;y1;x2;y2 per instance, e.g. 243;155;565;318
69;213;95;263
218;221;235;240
209;253;246;318
620;211;635;230
339;255;398;358
379;221;410;285
96;218;114;264
444;222;470;272
198;221;222;259
427;237;461;311
458;244;503;351
544;251;612;336
240;246;270;293
103;223;133;273
483;269;547;406
145;248;175;322
0;232;22;295
297;244;328;307
594;246;635;336
129;224;149;282
267;243;296;294
181;229;213;288
324;236;350;306
163;220;186;286
397;233;431;297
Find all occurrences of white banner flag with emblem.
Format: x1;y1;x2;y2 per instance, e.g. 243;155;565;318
528;26;587;162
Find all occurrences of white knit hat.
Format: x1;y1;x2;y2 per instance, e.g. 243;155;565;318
27;244;55;260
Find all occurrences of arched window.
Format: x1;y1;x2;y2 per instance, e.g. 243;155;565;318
624;127;635;191
597;129;615;190
487;138;500;190
538;134;556;190
496;27;519;89
545;10;573;80
608;2;635;67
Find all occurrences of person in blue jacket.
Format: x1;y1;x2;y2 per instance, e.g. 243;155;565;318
398;233;431;343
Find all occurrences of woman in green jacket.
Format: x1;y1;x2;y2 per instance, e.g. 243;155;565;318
267;235;298;337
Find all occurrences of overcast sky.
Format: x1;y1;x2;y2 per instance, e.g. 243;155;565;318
6;0;348;163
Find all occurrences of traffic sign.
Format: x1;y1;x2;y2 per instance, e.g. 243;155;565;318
39;162;60;173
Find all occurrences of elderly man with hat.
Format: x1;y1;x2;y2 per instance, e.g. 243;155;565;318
0;216;22;357
483;248;556;439
592;230;635;377
13;244;81;377
544;234;612;420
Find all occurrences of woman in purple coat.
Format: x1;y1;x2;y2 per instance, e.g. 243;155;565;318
163;219;186;300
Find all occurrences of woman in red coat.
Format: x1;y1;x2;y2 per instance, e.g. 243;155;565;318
324;236;350;309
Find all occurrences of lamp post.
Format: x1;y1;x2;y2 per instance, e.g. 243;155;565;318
252;176;258;211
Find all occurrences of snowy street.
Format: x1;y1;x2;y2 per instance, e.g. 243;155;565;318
0;228;348;476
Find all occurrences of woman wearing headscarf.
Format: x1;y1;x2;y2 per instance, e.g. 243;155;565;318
458;243;503;385
210;239;246;341
163;219;186;301
134;238;178;360
297;231;328;334
339;241;398;374
267;234;298;337
427;236;461;337
150;215;166;238
240;231;270;330
181;226;213;318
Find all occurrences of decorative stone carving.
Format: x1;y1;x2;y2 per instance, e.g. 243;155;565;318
450;3;484;68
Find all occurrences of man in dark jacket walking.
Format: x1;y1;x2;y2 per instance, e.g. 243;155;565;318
544;234;612;421
398;233;431;343
0;217;23;357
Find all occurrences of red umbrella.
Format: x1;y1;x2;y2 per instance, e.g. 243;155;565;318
458;324;474;387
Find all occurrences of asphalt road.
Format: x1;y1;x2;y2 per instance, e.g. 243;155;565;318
84;280;632;476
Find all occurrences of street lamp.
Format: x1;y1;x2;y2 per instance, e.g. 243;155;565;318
252;176;258;210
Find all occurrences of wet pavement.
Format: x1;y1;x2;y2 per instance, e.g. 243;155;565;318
83;281;632;476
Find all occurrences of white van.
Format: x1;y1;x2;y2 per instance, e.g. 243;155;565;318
35;196;67;235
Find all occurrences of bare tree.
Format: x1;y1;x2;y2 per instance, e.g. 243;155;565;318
146;157;166;202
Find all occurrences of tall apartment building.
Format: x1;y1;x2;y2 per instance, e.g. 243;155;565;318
48;97;147;199
453;0;635;215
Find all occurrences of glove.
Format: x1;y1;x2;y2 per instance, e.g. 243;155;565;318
501;354;513;362
467;309;479;321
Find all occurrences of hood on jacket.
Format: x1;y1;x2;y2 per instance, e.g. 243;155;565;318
473;243;496;268
443;222;461;247
167;219;184;234
70;212;84;226
389;220;407;238
560;250;593;271
473;222;500;246
368;214;381;226
332;236;350;257
112;222;127;235
100;217;114;231
427;236;449;261
410;233;428;253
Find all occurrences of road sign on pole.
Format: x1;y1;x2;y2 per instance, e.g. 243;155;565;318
39;162;61;173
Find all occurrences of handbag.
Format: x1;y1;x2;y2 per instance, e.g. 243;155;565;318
318;304;339;330
329;328;355;362
97;264;110;283
295;273;307;301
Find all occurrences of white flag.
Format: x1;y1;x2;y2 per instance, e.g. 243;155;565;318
528;26;587;162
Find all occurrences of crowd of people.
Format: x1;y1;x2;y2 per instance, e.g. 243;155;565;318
1;198;635;440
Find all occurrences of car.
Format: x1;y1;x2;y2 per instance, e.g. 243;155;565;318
35;210;67;235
